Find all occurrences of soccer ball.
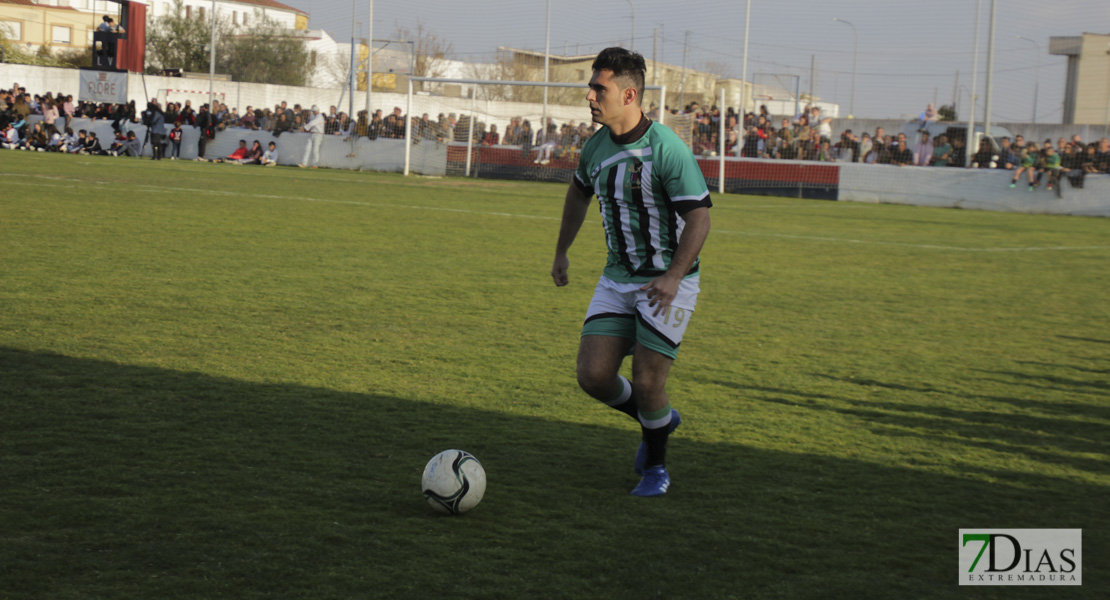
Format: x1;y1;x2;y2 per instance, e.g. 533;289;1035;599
421;450;486;515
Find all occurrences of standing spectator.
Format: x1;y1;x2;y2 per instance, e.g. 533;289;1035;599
859;133;874;163
167;122;183;159
299;105;325;169
931;135;952;167
147;101;166;160
42;97;59;135
482;124;500;146
891;133;914;166
971;138;994;168
913;131;934;166
195;104;216;160
948;136;966;167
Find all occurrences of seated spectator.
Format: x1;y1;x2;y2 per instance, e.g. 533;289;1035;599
21;122;48;151
81;131;106;155
1009;148;1038;189
240;140;264;165
919;103;938;121
996;137;1018;169
1096;138;1110;173
1;122;20;149
209;139;250;163
1038;145;1064;195
60;127;81;153
261;141;279;166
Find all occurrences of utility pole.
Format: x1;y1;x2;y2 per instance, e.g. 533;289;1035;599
983;0;997;137
652;28;657;87
812;53;821;105
365;0;374;116
680;30;689;108
952;70;959;115
208;0;216;110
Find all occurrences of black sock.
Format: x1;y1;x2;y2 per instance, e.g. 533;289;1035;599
641;425;670;468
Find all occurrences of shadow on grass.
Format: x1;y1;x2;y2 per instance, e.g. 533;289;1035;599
1;347;1105;600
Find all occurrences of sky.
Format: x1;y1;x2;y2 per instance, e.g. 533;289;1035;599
280;0;1109;122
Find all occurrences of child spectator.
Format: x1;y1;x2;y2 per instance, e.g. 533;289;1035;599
1009;148;1038;190
261;141;279;166
168;123;183;159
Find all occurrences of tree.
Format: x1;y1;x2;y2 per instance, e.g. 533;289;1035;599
394;20;453;92
145;1;310;87
938;104;957;122
219;16;310;87
145;0;213;74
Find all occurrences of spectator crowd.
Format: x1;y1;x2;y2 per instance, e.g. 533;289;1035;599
4;81;1109;187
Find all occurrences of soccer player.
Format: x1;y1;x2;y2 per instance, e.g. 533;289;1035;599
551;47;712;497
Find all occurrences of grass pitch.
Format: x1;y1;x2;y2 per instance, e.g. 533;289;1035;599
2;152;1108;599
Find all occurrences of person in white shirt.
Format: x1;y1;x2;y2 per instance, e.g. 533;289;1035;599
262;141;280;166
299;105;325;168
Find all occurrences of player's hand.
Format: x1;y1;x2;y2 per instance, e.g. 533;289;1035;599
551;254;570;287
640;273;681;316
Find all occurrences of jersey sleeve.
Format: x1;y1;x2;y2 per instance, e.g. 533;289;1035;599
573;141;595;196
658;131;713;215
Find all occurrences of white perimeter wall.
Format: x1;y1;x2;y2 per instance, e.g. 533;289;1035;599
837;162;1110;217
3;63;592;135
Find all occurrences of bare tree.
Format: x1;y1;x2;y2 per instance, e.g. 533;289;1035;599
394;20;453;92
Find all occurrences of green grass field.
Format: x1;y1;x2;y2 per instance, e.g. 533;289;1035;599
2;151;1108;599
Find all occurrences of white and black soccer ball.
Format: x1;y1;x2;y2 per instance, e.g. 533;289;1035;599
421;449;486;515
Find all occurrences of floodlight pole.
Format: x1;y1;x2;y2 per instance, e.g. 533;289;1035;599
208;0;216;110
983;0;997;138
966;0;981;167
542;0;550;134
740;0;750;116
833;17;857;118
366;0;373;116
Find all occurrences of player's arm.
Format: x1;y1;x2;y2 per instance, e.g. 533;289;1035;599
551;179;593;286
641;207;710;315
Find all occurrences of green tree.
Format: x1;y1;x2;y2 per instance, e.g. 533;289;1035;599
218;16;310;87
145;0;214;74
938;103;958;122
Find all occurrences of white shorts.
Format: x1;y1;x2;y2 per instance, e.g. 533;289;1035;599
581;275;700;359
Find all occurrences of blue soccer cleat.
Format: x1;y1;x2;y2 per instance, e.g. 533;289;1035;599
634;409;681;475
630;465;671;497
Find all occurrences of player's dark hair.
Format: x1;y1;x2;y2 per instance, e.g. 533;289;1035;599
592;47;646;105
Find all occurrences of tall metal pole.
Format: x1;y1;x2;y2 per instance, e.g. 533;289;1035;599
365;0;373;116
208;0;216;110
740;0;750;117
983;0;997;138
542;0;550;132
966;0;981;167
680;30;689;108
832;18;857;118
624;0;635;51
1017;36;1040;123
348;0;357;119
652;28;657;87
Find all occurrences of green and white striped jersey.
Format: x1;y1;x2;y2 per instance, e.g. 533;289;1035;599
573;117;712;283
